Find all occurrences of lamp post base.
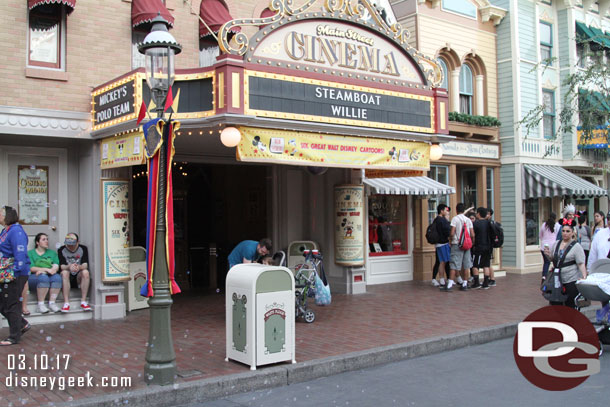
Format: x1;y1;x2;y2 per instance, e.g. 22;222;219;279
144;360;177;386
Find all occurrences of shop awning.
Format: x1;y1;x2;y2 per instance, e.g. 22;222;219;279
28;0;75;14
579;88;610;112
363;177;455;196
199;0;240;38
522;164;608;199
575;21;610;48
589;25;610;48
132;0;174;30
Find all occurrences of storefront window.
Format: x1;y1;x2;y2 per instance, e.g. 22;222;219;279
486;168;494;211
368;195;408;255
525;198;539;246
29;6;64;69
461;169;477;209
427;165;450;225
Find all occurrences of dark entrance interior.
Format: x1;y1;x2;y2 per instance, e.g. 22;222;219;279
132;162;268;293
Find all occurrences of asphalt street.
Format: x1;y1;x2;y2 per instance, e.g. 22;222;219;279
182;338;610;407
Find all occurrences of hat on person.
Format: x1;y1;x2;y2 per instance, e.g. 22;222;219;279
64;234;77;245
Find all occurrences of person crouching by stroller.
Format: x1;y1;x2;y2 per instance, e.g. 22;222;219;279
544;219;587;308
0;206;31;345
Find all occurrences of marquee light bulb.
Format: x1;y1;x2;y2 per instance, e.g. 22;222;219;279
430;144;443;161
220;127;241;147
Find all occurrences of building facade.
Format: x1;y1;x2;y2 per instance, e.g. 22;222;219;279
393;0;506;279
2;0;461;324
494;0;609;274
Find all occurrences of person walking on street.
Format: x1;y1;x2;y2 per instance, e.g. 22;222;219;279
539;212;558;277
228;238;272;269
587;217;610;272
0;206;31;345
576;212;591;266
486;208;498;286
431;205;451;287
442;203;474;292
544;219;587;309
592;210;606;237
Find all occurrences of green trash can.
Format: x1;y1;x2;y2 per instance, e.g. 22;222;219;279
225;263;296;370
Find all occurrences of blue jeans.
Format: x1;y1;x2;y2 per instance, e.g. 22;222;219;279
541;251;551;277
29;273;62;289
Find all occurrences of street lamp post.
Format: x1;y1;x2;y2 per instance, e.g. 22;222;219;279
138;14;182;386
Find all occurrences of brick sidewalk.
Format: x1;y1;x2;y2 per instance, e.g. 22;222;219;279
1;273;549;406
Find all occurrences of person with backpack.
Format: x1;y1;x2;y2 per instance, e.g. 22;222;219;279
441;203;474;292
543;218;587;308
430;204;451;287
471;207;492;289
486;208;501;286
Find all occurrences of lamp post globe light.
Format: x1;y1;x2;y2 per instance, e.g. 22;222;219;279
138;14;181;386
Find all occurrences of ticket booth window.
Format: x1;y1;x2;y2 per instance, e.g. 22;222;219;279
368;195;408;256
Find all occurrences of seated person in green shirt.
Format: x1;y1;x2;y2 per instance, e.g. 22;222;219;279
27;233;62;314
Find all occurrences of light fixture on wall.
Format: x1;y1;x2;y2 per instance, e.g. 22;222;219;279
430;143;443;161
220;127;241;147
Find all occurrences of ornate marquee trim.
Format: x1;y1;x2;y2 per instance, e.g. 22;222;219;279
217;0;443;87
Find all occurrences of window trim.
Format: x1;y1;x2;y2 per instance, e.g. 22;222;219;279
525;198;540;247
486;167;494;210
539;21;553;65
427;165;450;227
459;64;473;115
368;194;410;257
542;89;555;140
27;6;66;70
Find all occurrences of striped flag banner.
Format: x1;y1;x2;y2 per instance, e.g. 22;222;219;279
141;118;181;297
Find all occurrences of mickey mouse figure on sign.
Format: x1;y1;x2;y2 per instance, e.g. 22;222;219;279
341;218;354;238
252;136;267;152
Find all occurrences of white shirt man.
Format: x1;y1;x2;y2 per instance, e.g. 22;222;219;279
587;227;610;272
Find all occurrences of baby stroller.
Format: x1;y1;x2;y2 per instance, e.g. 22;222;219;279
576;258;610;356
292;249;321;323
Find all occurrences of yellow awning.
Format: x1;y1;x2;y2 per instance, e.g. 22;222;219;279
236;127;430;170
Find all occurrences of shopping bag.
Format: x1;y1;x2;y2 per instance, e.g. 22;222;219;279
315;274;331;306
314;262;331;306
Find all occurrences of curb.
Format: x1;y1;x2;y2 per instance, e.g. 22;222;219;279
61;322;519;407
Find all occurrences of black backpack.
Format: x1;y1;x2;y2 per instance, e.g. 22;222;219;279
426;219;442;245
489;220;504;248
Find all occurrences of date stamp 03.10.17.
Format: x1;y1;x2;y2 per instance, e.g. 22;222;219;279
5;353;132;391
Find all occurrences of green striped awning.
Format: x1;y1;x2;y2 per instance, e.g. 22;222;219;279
522;164;608;199
575;21;610;48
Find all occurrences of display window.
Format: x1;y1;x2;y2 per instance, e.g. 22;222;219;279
368;195;408;256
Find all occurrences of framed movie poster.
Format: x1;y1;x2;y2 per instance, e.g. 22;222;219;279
101;179;130;282
18;165;49;225
334;184;365;266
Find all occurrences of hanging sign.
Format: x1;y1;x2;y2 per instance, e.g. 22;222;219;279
18;165;49;225
334;185;365;266
237;127;430;170
92;77;137;130
101;180;130;282
101;132;145;169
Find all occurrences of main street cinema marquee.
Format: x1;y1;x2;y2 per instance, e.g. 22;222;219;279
91;0;450;173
